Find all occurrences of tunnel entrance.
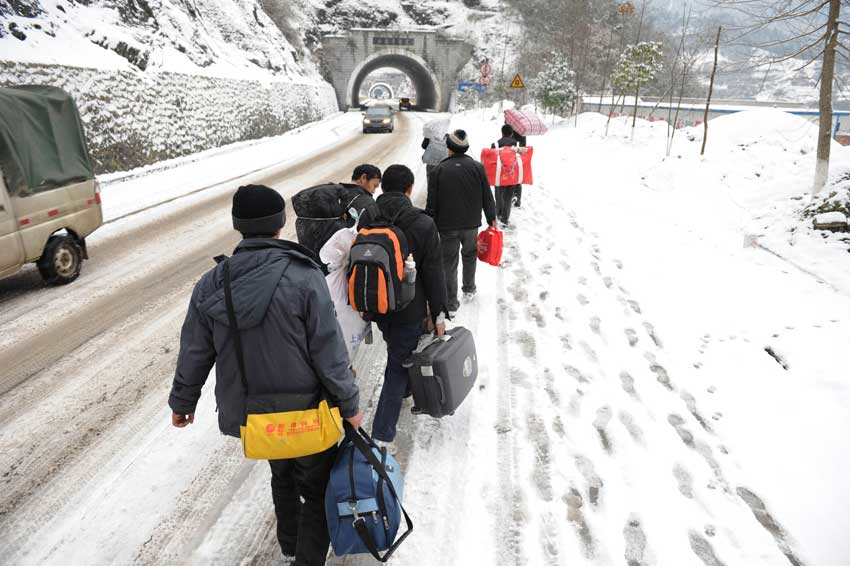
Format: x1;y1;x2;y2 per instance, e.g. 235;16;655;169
349;53;440;111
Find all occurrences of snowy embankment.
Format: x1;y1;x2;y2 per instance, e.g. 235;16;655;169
388;106;850;566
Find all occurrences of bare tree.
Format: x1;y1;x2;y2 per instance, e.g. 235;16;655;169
712;0;846;193
702;27;722;156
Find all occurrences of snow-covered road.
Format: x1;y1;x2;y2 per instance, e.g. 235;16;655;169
1;107;848;566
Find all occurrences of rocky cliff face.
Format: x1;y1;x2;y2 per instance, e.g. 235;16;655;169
0;0;312;80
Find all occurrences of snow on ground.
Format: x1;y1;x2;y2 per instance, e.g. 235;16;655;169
3;100;850;565
381;104;850;566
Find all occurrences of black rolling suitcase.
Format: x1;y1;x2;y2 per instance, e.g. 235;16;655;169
404;327;478;417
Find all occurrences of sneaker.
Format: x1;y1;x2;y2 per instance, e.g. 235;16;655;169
462;291;476;302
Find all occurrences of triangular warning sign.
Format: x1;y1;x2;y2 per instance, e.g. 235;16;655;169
510;74;525;88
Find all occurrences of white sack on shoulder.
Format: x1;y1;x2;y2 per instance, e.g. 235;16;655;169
321;227;369;359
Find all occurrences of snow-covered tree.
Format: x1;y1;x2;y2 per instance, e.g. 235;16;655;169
532;55;577;116
611;41;663;131
456;86;481;111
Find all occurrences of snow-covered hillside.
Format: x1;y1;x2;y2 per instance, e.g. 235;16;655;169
0;0;312;79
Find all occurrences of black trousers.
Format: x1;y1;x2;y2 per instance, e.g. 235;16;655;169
495;185;518;224
514;184;522;206
440;228;478;309
269;445;338;566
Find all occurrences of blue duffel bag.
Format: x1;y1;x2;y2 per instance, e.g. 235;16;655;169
325;424;413;561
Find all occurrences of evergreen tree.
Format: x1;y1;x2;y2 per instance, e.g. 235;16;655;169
611;41;664;130
532;55;577;115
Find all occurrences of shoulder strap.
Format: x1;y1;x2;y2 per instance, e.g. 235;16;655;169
344;424;414;562
222;258;292;395
223;261;249;395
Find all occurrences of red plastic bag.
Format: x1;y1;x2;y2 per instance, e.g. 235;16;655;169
477;227;503;266
480;147;534;187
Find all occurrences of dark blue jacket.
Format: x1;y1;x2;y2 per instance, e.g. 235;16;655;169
168;239;359;438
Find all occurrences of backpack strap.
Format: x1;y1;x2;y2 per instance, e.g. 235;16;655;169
222;261;249;397
343;423;414;562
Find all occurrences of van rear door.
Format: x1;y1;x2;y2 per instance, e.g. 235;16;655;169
0;175;25;277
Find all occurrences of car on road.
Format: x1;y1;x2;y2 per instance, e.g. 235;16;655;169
362;105;395;133
0;85;103;285
399;97;413;111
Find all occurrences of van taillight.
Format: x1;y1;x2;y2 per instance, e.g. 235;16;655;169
94;183;102;205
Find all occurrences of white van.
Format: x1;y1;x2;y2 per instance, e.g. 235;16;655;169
0;85;103;284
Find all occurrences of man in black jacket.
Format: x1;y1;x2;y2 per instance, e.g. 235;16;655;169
169;185;362;566
342;163;381;227
426;129;497;312
495;124;520;225
359;165;448;444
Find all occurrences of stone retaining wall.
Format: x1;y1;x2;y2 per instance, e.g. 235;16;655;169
0;61;338;174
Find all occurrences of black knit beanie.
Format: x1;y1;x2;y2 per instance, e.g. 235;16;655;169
232;184;286;235
445;129;470;154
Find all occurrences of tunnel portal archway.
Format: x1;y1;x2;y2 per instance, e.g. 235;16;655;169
350;52;439;110
322;30;474;112
367;82;395;100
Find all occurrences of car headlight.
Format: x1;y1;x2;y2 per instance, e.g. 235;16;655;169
382;119;391;124
363;119;371;124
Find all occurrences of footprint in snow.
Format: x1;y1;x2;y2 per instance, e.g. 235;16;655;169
668;413;695;447
673;464;694;499
527;413;554;501
575;454;604;506
539;290;549;301
560;333;572;350
618;411;644;444
623;515;649;566
510;367;530;388
628;300;642;314
689;531;727;566
539;511;561;565
560;260;571;271
577;294;589;306
564;364;592;383
564;488;595;558
552;416;565;438
625;328;639;347
593;406;613;452
591;261;601;275
736;486;805;566
619;371;637;397
526;304;546;328
614;259;624;269
681;391;712;433
578;276;588;286
651;364;673;390
580;341;599;364
513;331;536;359
643;322;663;348
603;276;613;289
589;316;602;335
543;368;560;405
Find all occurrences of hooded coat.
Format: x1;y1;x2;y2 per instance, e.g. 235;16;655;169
168;239;359;438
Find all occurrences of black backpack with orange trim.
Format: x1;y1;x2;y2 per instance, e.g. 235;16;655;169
347;209;418;315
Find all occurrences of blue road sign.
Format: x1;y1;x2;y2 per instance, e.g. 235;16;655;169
458;82;485;93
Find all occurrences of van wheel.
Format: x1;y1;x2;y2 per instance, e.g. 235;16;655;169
38;235;82;285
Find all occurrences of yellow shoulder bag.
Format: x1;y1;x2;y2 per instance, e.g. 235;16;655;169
223;259;343;460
